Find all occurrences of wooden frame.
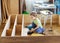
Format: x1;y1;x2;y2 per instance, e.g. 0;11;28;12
1;14;60;43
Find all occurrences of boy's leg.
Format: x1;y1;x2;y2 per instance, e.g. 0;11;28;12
36;27;45;34
28;31;33;35
26;23;33;30
27;22;37;30
27;22;37;35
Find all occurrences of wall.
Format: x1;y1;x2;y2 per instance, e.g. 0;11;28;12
25;0;49;13
54;0;60;14
25;0;32;13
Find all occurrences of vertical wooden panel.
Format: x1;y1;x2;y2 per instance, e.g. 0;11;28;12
7;0;19;14
15;25;22;35
59;15;60;26
17;15;22;24
7;0;10;14
19;0;23;14
0;0;1;25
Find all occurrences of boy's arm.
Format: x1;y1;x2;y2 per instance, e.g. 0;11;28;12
34;25;39;30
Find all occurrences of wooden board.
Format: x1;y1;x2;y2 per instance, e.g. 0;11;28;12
7;0;19;14
1;36;60;43
24;14;58;26
15;25;22;35
9;15;16;29
59;15;60;26
24;15;33;26
17;15;22;24
6;29;12;36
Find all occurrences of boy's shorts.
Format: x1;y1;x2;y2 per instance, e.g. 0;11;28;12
35;27;44;34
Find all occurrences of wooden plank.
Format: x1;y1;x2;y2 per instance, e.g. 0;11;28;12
6;29;12;36
9;0;19;14
59;15;60;26
1;36;60;43
4;0;9;16
15;25;22;35
24;14;58;26
10;15;16;29
24;15;32;26
1;16;11;37
17;15;22;24
2;0;6;23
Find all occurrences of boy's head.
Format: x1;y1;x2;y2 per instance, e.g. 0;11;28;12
30;11;37;19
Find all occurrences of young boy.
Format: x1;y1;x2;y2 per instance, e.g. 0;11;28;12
27;11;44;34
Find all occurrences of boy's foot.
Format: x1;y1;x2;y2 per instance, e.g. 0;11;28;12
28;31;33;35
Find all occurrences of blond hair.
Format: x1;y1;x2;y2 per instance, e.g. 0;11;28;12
30;11;37;17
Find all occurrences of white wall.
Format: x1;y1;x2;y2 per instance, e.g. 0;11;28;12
25;0;32;13
25;0;49;13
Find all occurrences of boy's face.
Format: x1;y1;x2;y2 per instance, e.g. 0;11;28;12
30;15;36;20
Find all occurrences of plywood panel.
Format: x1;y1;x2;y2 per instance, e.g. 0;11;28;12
10;15;16;24
24;14;59;26
17;15;22;24
1;36;60;43
7;0;10;14
59;15;60;26
15;25;22;35
8;0;19;14
10;15;16;29
52;14;58;24
24;15;33;26
6;29;12;36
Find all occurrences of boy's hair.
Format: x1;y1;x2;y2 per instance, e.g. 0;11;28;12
30;11;37;17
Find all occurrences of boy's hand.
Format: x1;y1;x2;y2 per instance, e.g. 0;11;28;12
30;29;35;32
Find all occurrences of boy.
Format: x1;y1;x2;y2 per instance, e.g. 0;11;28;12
27;11;44;35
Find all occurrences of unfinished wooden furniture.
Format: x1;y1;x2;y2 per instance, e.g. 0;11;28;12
1;14;59;36
1;14;60;43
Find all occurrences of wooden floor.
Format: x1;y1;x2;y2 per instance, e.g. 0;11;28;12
44;24;60;36
0;23;60;36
